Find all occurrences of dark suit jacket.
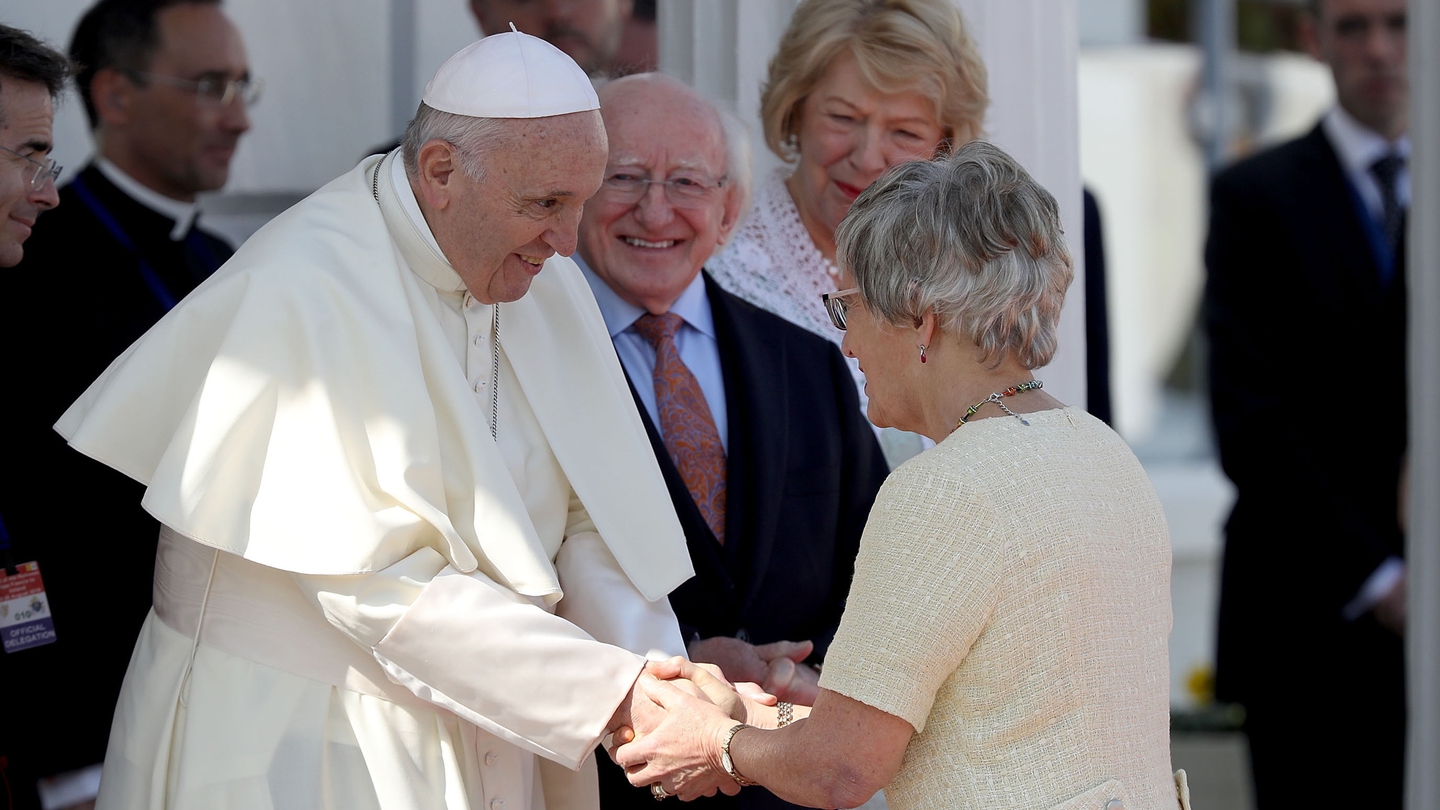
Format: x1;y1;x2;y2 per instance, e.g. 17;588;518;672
1203;122;1405;797
0;165;230;808
598;273;888;810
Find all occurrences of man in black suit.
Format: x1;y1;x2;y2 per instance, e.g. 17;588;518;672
0;2;253;807
577;73;888;810
1204;0;1409;806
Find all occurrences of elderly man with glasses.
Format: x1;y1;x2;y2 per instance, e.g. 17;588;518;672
574;73;888;810
0;3;255;807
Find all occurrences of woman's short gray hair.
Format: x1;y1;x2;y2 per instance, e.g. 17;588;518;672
400;103;510;180
836;140;1073;369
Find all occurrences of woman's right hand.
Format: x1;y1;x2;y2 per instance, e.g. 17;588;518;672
676;657;778;724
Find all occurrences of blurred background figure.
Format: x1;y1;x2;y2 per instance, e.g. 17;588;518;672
576;72;888;810
1203;0;1409;807
704;0;987;468
469;0;643;76
0;25;65;269
0;2;253;808
614;0;656;74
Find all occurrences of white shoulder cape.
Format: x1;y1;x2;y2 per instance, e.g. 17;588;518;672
56;153;692;603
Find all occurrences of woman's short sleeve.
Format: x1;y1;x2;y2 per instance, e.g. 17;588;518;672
817;459;1005;732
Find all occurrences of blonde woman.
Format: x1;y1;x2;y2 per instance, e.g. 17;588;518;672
617;142;1190;810
709;0;986;463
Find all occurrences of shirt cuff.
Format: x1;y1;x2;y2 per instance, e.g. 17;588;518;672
1341;556;1405;621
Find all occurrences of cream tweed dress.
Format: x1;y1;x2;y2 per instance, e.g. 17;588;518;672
819;407;1188;810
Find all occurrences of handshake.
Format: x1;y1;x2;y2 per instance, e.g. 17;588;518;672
606;640;818;801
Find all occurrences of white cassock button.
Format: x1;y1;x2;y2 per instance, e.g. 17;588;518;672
473;379;486;393
1105;800;1124;810
491;800;505;810
473;334;483;347
484;751;498;766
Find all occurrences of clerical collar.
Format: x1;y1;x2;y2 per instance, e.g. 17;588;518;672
96;159;200;241
574;254;715;341
390;150;449;264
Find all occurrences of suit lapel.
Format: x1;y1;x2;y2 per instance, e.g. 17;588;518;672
705;274;789;616
1296;125;1388;300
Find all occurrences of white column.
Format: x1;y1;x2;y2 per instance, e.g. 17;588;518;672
954;0;1085;407
658;0;1086;407
1407;0;1440;805
658;0;799;185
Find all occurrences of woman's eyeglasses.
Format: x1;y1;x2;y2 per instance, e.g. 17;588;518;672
821;288;860;331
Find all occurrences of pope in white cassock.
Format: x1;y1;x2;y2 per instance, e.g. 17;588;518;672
57;31;697;810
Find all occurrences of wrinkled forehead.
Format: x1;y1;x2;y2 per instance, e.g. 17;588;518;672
0;80;57;145
488;112;608;189
603;104;727;175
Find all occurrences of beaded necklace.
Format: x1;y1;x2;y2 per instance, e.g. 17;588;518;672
955;380;1044;430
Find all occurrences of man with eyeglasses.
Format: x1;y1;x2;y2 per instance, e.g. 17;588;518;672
1204;0;1409;806
575;74;887;810
0;25;71;810
0;3;252;807
0;26;66;269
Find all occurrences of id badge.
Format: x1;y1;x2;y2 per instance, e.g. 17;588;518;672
1;561;57;653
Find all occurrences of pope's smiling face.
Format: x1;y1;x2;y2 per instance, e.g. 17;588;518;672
431;111;607;304
578;75;738;314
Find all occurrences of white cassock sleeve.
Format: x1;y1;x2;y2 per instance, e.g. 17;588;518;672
291;491;685;770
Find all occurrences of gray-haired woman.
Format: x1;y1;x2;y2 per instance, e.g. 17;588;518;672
614;142;1190;810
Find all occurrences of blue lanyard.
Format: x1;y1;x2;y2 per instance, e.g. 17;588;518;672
71;176;185;310
1;510;15;575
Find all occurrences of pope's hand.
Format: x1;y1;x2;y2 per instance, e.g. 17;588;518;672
660;657;777;725
607;658;688;750
615;674;745;801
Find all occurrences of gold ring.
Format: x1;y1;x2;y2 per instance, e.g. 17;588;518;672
651;783;672;801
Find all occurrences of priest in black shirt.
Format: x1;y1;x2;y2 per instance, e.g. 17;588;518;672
0;2;255;807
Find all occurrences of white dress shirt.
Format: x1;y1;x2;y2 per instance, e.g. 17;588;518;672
1321;107;1408;619
576;257;729;453
1321;105;1411;224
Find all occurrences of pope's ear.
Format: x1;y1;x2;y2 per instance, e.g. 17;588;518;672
415;139;459;210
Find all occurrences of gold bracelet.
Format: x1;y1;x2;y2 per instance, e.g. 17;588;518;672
776;701;793;727
720;723;754;786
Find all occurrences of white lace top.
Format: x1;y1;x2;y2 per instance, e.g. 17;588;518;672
709;168;843;344
710;168;931;468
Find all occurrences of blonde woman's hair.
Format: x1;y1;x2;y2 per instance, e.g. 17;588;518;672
760;0;988;162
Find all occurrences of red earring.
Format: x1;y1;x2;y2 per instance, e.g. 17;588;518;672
919;344;928;364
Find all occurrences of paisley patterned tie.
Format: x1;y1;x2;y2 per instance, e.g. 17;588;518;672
632;312;727;543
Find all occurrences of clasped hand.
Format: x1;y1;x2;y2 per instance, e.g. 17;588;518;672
609;657;773;800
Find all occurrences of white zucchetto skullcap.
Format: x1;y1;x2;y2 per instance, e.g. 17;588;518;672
421;27;600;119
